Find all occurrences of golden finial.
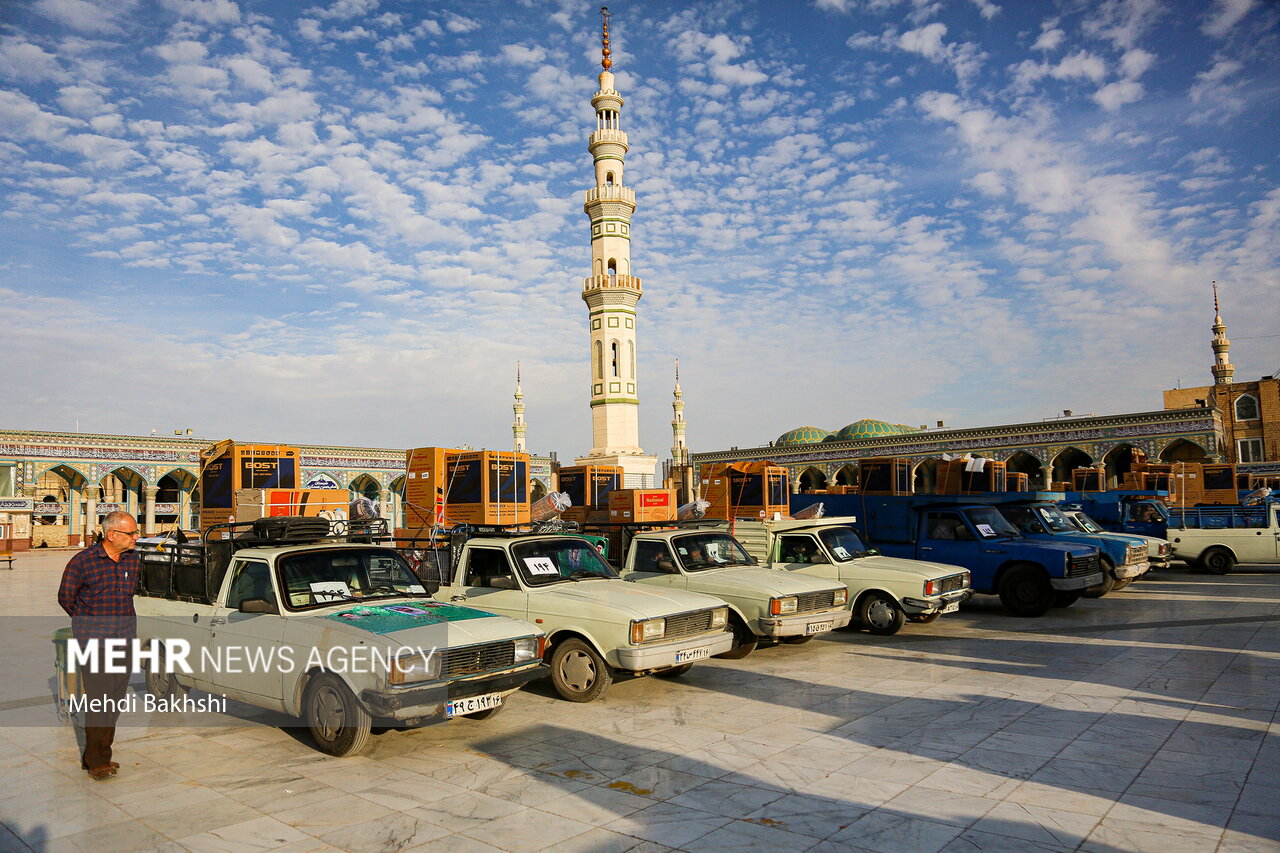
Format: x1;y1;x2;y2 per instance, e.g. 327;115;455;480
1212;280;1220;314
601;6;612;70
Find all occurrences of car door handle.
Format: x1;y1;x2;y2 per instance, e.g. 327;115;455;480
920;546;933;551
450;595;467;602
209;616;226;626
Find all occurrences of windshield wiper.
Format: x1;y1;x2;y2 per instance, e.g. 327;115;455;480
567;570;604;580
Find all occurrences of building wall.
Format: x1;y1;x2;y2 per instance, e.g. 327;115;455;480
1164;376;1280;467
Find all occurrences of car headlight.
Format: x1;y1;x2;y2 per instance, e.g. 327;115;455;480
832;589;848;606
962;572;971;588
513;636;544;662
389;648;441;685
630;618;666;644
770;596;798;615
710;607;728;629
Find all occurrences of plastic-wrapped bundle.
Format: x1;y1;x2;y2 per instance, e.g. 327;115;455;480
349;496;380;519
792;502;824;520
677;499;710;520
530;491;572;522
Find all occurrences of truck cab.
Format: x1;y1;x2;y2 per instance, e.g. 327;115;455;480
435;533;733;702
994;501;1150;596
618;528;851;656
1060;507;1171;572
728;518;970;636
1061;491;1171;539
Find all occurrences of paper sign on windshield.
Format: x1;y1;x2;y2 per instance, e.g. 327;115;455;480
976;524;996;537
524;557;559;576
833;546;851;559
310;581;351;602
407;584;427;594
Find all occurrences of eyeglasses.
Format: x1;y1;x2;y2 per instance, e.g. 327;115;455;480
110;528;142;537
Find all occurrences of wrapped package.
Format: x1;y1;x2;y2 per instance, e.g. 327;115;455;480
530;491;572;522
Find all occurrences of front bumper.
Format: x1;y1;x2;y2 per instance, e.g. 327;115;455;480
900;589;972;615
1052;571;1104;591
1113;561;1149;580
615;630;735;671
359;664;546;721
756;608;853;638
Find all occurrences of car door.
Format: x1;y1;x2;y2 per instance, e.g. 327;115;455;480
205;558;287;705
918;511;985;581
623;540;686;589
444;546;528;620
775;534;838;581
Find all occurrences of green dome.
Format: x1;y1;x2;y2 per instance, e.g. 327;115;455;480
776;426;832;446
830;419;917;442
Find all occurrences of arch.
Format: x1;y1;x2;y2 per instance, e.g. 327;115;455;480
594;259;603;276
157;467;198;492
35;464;86;491
1101;443;1144;490
607;258;617;277
1159;439;1208;463
834;465;858;487
348;474;380;500
303;470;343;490
611;341;620;378
605;171;615;186
101;466;146;514
1234;394;1259;421
388;475;406;497
1005;451;1046;489
798;467;828;492
912;458;940;493
34;465;84;525
1050;447;1093;485
530;479;548;502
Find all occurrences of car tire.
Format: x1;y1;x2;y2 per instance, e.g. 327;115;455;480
304;672;372;757
998;564;1055;617
1052;592;1081;607
714;615;758;660
778;635;814;645
1082;557;1116;598
653;663;694;678
1202;547;1236;575
858;592;905;636
1111;578;1133;591
549;638;613;702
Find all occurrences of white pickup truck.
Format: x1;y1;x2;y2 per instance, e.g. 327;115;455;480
615;528;851;657
728;517;972;635
134;518;546;756
431;532;733;702
1167;500;1280;573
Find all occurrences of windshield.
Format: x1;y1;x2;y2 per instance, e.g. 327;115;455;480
1067;511;1104;533
817;526;870;561
1035;505;1080;533
1127;501;1168;523
966;507;1021;539
511;537;617;585
999;506;1045;535
278;548;429;610
673;533;753;571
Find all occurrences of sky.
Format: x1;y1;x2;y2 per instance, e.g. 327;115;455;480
1;0;1278;461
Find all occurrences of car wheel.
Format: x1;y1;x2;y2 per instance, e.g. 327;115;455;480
1111;578;1133;591
908;611;942;624
714;616;758;660
1052;592;1081;607
998;564;1054;617
1202;547;1235;575
858;592;905;636
1081;557;1116;598
653;663;694;678
305;672;372;757
779;635;814;645
550;638;613;702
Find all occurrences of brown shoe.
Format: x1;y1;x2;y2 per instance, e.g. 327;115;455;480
87;765;117;781
81;759;120;770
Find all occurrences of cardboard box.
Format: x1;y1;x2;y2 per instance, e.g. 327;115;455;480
936;459;1005;494
557;465;622;510
233;489;348;523
608;488;676;523
1071;468;1106;492
404;447;531;527
200;442;300;530
1006;472;1030;492
860;457;914;495
701;462;789;520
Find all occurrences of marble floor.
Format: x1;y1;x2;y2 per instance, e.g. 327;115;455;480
1;550;1277;852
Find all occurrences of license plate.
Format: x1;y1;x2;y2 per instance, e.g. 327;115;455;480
675;647;711;664
941;602;960;614
446;692;501;718
806;620;834;635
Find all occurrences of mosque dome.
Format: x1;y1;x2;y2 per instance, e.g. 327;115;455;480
775;426;832;446
829;419;918;442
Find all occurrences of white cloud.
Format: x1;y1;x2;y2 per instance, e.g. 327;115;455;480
1093;79;1144;111
32;0;136;34
969;0;999;20
1202;0;1256;37
0;38;68;83
1032;27;1063;51
160;0;242;25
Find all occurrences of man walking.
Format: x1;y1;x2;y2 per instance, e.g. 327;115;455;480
57;510;140;780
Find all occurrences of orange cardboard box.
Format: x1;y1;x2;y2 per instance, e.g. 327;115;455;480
200;441;300;530
701;462;789;520
404;447;531;527
233;489;348;523
608;488;676;523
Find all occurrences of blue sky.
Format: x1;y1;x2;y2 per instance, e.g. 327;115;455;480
1;0;1277;460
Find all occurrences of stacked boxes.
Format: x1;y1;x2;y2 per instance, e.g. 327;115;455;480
233;489;349;523
200;442;300;530
403;447;530;529
1200;463;1239;505
936;458;1006;494
1006;472;1030;492
558;464;622;524
1071;467;1106;492
608;488;676;523
702;461;790;520
859;457;913;495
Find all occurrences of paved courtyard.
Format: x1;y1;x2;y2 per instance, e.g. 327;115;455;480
1;549;1277;853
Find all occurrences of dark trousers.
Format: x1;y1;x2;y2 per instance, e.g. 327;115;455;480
80;669;129;770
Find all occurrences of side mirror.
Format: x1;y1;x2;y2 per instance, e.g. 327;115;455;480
489;576;518;590
239;598;277;614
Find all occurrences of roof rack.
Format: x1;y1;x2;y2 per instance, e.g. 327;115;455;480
201;516;389;550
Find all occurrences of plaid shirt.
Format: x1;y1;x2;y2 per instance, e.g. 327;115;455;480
57;543;138;641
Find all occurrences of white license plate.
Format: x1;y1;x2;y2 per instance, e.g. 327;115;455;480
675;647;711;664
446;692;502;717
806;620;834;635
941;601;960;614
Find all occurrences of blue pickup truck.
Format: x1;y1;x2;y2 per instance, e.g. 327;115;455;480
791;494;1103;617
1060;490;1171;539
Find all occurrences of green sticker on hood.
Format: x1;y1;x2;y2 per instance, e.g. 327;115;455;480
322;601;495;634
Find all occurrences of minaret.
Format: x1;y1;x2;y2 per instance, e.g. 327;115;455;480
671;359;687;465
575;6;656;487
1211;281;1234;386
512;362;527;453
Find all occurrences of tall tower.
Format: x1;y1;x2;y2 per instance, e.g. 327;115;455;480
671;359;687;465
1211;281;1234;386
512;362;527;452
575;6;656;486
